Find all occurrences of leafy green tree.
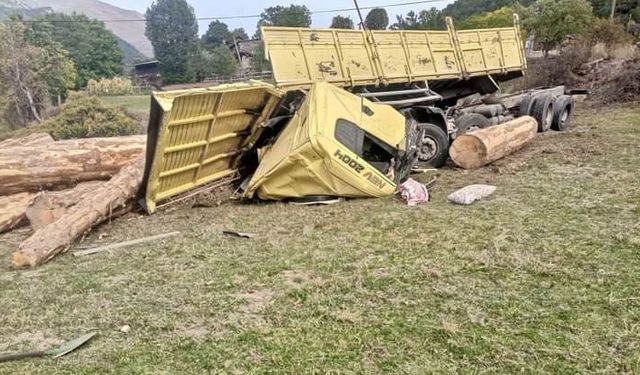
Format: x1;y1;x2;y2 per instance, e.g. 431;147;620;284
230;28;249;41
250;43;271;72
391;8;445;30
331;15;355;29
526;0;593;55
365;8;389;29
0;21;75;126
145;0;199;84
459;6;515;29
442;0;536;22
202;21;249;52
27;13;123;88
202;20;230;49
255;5;311;37
210;46;238;76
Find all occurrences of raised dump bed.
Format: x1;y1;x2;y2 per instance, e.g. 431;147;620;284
261;16;526;90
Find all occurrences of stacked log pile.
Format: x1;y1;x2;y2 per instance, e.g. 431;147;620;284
0;133;146;267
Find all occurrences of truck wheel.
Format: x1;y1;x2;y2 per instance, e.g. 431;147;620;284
531;94;554;132
455;113;490;134
416;123;449;168
551;95;574;131
518;94;536;117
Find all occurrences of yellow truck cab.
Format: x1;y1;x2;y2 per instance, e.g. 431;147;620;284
244;82;418;200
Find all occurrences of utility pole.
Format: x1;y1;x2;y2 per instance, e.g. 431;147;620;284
353;0;365;30
610;0;617;20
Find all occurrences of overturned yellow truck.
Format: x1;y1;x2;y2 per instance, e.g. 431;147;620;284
141;15;582;211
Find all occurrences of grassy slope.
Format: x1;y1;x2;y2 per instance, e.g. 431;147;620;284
0;104;639;374
97;95;150;114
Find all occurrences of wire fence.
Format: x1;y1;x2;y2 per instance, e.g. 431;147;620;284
202;71;274;85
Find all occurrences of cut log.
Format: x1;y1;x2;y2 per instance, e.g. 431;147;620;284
0;133;53;148
0;135;145;195
0;192;36;233
12;156;145;268
25;181;104;231
450;116;537;169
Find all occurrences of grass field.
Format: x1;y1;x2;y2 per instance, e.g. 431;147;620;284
97;95;151;114
0;103;639;374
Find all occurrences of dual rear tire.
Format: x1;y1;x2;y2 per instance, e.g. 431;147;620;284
520;94;574;132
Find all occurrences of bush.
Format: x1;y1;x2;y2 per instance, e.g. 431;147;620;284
581;18;633;47
43;92;140;140
86;76;135;96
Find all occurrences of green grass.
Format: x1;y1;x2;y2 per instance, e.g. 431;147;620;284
0;104;639;374
98;95;151;114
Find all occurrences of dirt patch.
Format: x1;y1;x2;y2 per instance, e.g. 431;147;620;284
234;288;276;315
3;331;63;352
280;269;318;288
576;58;640;104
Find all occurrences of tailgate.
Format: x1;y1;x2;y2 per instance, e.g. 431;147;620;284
141;81;282;213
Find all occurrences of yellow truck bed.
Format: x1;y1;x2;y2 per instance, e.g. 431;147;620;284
261;16;526;89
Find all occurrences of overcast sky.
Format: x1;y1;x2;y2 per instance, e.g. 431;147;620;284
101;0;455;36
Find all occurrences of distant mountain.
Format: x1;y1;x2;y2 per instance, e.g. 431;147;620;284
0;0;153;58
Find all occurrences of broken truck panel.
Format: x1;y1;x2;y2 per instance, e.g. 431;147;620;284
260;15;526;90
141;81;283;213
244;82;409;201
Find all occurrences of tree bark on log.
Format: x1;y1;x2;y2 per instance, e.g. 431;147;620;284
12;156;145;268
450;116;537;169
0;133;53;148
0;135;145;195
0;192;36;233
25;181;104;231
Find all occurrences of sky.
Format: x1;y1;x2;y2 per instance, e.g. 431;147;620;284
101;0;455;36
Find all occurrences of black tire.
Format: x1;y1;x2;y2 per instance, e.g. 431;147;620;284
517;94;536;117
551;95;574;131
415;123;449;168
455;113;490;135
531;94;554;132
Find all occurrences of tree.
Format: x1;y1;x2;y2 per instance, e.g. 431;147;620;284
459;6;515;29
331;15;355;29
210;46;238;76
526;0;593;55
255;5;311;37
202;20;230;49
230;28;249;41
442;0;537;22
145;0;199;84
27;13;123;89
0;21;75;127
365;8;389;29
391;8;445;30
251;43;271;72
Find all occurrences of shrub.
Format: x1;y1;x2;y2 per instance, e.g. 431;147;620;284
581;18;633;47
86;76;135;96
43;92;140;139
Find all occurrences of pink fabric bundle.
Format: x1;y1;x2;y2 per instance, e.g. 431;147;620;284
396;178;429;206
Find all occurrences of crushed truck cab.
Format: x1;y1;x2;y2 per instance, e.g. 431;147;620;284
245;82;414;200
141;81;419;210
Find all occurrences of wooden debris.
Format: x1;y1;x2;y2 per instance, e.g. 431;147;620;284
450;116;537;169
25;181;104;230
0;192;36;233
0;135;145;195
73;231;180;257
11;156;145;268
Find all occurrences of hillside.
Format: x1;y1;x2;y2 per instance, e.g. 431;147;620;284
1;0;153;58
